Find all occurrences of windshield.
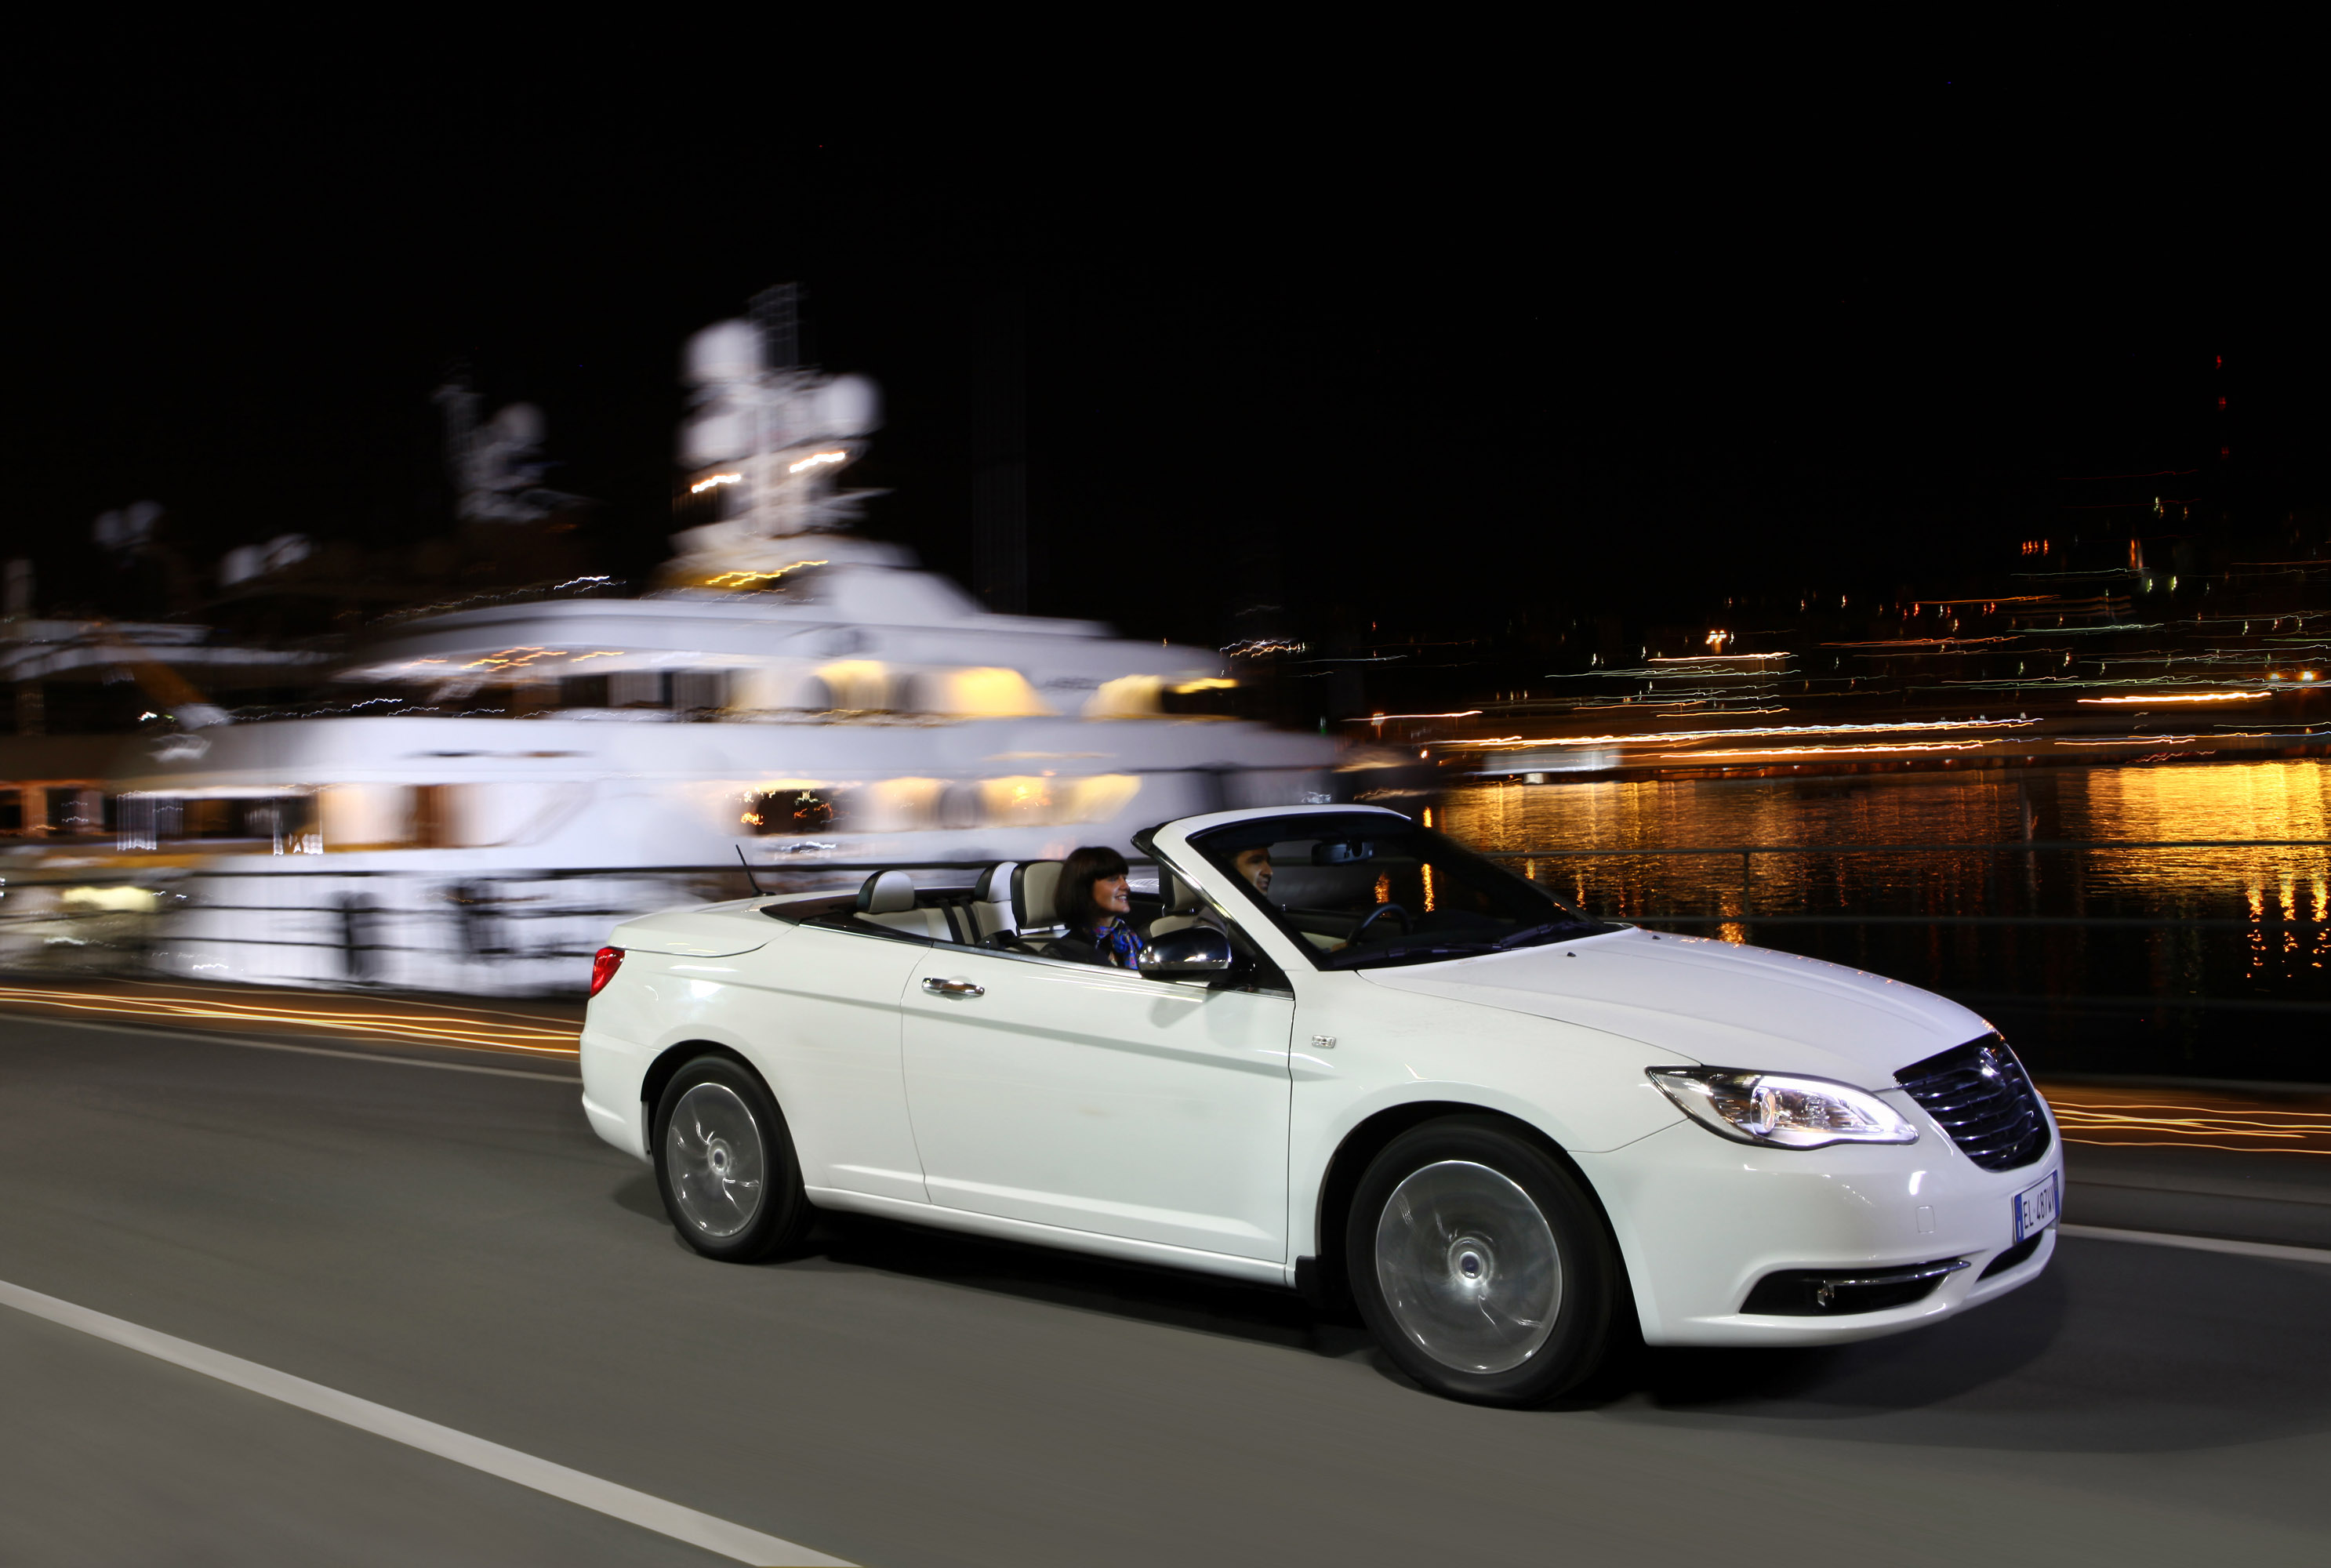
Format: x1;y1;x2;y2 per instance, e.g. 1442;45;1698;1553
1186;812;1619;970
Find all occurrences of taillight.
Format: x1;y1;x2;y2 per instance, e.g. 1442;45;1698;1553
589;946;625;998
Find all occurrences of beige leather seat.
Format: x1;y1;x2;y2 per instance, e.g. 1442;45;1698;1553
1009;860;1066;936
1147;870;1213;938
855;869;955;941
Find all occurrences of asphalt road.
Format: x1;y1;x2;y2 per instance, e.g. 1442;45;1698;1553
4;1016;2329;1567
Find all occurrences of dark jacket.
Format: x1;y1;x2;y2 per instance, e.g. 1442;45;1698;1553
1044;917;1146;968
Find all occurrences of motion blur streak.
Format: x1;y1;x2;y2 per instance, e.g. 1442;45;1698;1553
1657;741;1995;760
0;985;578;1056
1443;717;2039;750
2042;1092;2331;1154
2078;691;2272;705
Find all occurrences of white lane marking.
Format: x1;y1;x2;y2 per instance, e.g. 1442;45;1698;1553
2060;1223;2331;1265
0;1277;850;1566
3;1014;580;1082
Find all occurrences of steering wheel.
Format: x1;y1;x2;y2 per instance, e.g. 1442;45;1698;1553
1352;902;1411;943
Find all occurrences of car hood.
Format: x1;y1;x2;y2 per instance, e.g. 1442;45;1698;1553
1359;927;1988;1085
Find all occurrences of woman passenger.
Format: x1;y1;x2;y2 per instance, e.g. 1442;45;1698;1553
1048;845;1148;967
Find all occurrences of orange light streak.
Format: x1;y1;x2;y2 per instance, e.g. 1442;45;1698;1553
2077;692;2271;705
0;985;579;1057
2042;1094;2331;1155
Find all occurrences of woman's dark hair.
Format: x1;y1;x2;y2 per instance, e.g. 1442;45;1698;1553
1055;845;1131;931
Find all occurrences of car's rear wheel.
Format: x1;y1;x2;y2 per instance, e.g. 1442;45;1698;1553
652;1054;812;1262
1345;1116;1621;1405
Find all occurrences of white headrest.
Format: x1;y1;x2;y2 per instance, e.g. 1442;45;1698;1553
1011;861;1064;926
857;869;917;914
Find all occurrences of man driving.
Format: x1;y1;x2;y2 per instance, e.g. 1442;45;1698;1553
1232;845;1273;897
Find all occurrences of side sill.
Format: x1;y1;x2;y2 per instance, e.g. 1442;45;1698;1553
804;1188;1291;1287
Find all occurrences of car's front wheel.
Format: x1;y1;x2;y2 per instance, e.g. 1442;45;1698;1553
1346;1116;1621;1405
652;1054;812;1262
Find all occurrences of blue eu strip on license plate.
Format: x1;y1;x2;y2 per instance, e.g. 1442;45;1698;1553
2013;1171;2061;1242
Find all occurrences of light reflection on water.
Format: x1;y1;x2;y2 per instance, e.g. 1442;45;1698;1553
1436;760;2331;1077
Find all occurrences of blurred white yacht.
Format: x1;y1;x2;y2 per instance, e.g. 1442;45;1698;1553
50;302;1350;993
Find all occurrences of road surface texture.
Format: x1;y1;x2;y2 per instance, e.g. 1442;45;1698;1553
3;1012;2328;1566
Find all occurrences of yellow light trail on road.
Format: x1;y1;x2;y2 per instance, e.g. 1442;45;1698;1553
0;985;579;1057
2042;1093;2331;1155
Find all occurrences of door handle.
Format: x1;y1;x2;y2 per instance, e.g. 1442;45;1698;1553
922;977;986;998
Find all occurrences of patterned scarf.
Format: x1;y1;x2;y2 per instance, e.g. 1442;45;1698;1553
1090;916;1148;968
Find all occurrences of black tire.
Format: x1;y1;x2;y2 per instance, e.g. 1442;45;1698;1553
652;1054;814;1262
1345;1116;1620;1406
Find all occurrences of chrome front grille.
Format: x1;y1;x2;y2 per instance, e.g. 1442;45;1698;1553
1894;1035;2052;1172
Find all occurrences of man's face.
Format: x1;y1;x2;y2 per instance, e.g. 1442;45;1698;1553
1233;847;1273;894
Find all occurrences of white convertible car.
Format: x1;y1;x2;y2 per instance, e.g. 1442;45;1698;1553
579;805;2061;1405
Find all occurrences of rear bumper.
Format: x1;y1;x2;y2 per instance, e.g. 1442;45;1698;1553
581;1086;645;1160
1577;1110;2064;1346
579;1021;650;1162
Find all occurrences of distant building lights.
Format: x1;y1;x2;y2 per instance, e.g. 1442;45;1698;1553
1659;741;1995;760
1443;716;2039;750
787;450;848;475
689;473;743;495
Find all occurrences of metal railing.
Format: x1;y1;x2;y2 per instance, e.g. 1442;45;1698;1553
0;858;1153;985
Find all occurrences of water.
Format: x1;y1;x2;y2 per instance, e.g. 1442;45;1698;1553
1436;760;2331;1082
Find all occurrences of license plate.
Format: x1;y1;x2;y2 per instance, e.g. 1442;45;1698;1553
2013;1171;2061;1241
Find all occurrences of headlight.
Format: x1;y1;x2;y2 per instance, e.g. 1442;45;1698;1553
1647;1067;1919;1149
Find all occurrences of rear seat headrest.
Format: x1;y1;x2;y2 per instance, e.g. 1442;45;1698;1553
974;861;1018;902
856;869;918;915
1011;860;1065;926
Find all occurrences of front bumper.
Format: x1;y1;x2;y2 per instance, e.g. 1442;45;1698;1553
1575;1101;2064;1346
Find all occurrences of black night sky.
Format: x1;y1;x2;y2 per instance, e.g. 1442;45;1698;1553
6;68;2325;674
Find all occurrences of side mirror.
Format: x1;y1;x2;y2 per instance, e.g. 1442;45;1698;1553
1138;924;1236;978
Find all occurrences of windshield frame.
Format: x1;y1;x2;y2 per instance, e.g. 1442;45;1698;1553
1176;810;1621;972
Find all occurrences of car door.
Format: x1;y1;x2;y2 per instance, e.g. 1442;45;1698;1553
900;942;1295;1261
732;919;932;1204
